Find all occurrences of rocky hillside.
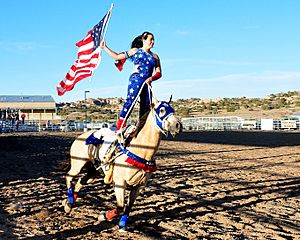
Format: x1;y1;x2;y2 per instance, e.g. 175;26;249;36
57;91;300;121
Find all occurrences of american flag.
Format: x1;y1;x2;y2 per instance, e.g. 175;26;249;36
57;8;112;96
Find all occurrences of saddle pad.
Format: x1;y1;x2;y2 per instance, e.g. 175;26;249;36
94;128;117;162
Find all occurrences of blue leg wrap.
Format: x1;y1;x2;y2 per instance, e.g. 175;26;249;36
119;214;129;228
67;187;75;205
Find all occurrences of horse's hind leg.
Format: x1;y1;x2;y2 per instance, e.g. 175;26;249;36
66;157;87;189
74;161;100;193
63;157;87;213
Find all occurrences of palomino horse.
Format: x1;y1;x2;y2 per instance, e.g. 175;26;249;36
62;97;182;230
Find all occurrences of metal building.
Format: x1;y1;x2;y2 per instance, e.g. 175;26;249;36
0;95;61;123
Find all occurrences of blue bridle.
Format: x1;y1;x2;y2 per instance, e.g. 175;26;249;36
153;101;175;135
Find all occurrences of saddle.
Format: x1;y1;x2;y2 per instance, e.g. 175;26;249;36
86;126;137;184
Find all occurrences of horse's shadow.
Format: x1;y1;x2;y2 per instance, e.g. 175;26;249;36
22;222;116;240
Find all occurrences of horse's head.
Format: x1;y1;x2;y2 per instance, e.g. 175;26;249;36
152;96;182;137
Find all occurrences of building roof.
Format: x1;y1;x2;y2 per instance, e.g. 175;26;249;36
0;95;55;103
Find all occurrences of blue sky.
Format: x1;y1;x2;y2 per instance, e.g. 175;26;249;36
1;0;299;103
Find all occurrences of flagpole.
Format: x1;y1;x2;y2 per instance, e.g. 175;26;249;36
90;3;114;82
101;3;114;41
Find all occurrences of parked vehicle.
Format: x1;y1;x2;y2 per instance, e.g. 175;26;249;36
59;123;69;132
68;122;76;131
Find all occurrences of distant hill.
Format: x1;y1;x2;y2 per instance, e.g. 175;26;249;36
57;91;300;121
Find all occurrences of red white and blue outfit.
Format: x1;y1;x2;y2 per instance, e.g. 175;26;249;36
116;48;158;131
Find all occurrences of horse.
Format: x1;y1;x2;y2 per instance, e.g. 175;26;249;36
62;96;182;230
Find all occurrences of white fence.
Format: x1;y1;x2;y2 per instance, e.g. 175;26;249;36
2;116;300;133
0;120;39;133
182;116;300;131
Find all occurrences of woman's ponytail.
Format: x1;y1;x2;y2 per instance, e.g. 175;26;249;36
131;31;153;48
131;35;143;48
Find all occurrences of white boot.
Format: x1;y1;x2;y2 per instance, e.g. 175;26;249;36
116;129;124;144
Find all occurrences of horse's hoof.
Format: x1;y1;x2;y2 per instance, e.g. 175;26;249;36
61;199;68;207
98;211;106;222
64;203;72;213
62;199;72;213
119;227;128;233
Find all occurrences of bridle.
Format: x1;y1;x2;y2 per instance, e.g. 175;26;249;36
143;83;175;135
153;101;175;135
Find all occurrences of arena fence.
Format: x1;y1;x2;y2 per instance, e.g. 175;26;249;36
2;112;300;133
182;116;300;131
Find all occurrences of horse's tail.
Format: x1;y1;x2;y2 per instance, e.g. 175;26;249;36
58;153;72;172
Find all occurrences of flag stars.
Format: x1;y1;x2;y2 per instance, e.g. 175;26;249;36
129;88;134;94
58;11;110;96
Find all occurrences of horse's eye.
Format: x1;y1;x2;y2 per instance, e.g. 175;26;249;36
159;107;166;117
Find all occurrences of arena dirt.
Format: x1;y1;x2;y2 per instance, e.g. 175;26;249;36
1;131;300;239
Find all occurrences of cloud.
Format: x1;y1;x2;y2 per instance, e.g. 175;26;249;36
54;85;126;103
0;41;51;53
153;71;300;99
163;58;268;66
54;71;300;103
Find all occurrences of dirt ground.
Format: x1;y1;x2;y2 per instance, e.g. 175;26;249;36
0;131;300;240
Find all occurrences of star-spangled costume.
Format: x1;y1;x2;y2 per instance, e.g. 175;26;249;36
118;48;157;129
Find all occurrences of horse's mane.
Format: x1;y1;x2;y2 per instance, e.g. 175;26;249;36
130;106;153;138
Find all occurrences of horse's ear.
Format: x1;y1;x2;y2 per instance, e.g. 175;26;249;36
152;97;159;105
168;95;173;103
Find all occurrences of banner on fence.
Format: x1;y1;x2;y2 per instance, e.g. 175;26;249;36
261;119;273;131
281;120;297;129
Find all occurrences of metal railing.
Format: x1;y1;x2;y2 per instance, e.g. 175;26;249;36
182;116;300;131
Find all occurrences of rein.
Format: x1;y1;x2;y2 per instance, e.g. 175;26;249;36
146;84;175;135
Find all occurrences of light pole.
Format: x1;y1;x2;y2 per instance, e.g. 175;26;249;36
84;90;90;123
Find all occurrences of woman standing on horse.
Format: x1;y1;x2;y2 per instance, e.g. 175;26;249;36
100;31;162;140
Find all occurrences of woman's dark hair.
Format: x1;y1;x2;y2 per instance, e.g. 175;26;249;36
131;31;154;48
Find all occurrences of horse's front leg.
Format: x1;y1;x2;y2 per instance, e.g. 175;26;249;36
98;179;126;222
119;186;142;230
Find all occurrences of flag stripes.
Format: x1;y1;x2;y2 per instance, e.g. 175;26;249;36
57;7;112;96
